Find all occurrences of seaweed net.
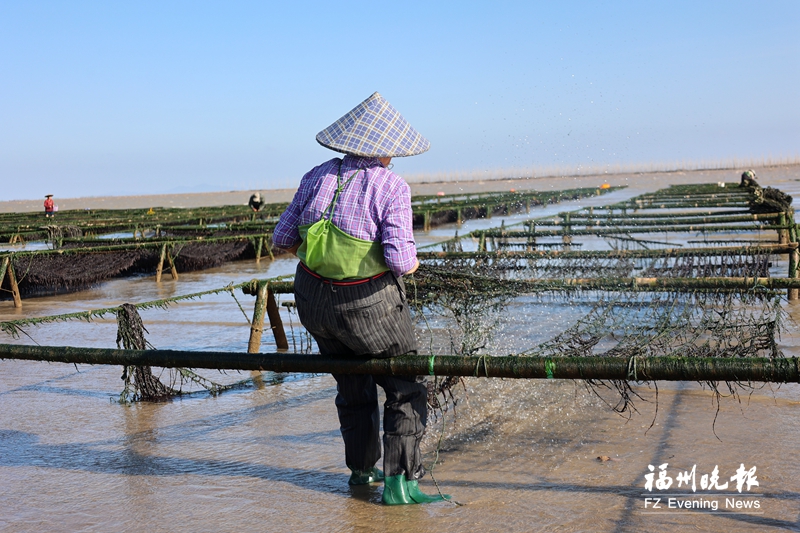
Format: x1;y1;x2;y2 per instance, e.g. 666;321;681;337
0;241;255;297
409;258;786;416
172;241;252;271
114;302;261;402
117;303;176;402
750;186;793;214
420;249;776;281
44;225;83;241
7;251;155;296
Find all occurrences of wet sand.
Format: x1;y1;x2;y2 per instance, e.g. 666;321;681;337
2;166;800;532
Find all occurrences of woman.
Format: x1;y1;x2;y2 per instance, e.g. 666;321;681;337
272;92;447;505
44;194;55;218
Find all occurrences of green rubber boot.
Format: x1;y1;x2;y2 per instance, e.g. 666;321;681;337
382;475;450;505
381;475;414;505
348;467;385;486
407;480;450;503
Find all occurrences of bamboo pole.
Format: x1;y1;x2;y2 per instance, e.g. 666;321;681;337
779;212;789;244
562;212;571;245
266;237;275;261
568;211;777;222
790;215;799;301
534;214;780;227
6;262;22;308
1;343;798;383
418;243;797;261
266;288;289;350
167;246;178;280
476;223;786;238
1;233;273;261
248;281;268;353
255;237;263;263
411;275;800;292
155;243;166;283
0;257;8;294
251;277;800;296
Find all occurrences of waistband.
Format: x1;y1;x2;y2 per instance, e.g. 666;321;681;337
300;262;388;286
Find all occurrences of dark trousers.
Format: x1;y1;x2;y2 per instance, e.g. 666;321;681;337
294;263;428;480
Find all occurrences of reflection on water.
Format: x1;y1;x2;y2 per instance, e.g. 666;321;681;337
3;169;800;532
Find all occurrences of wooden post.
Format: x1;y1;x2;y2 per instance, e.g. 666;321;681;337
266;236;275;261
478;231;486;252
6;261;22;308
562;212;572;245
248;281;269;353
266;288;289;351
424;211;431;232
167;246;179;280
779;212;789;244
155;243;166;283
0;257;8;294
456;208;463;225
789;216;799;300
255;237;263;263
526;222;536;251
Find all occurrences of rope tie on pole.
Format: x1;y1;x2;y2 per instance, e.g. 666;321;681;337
545;359;555;379
474;355;489;377
627;356;638;381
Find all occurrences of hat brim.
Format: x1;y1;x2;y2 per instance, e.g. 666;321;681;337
316;92;430;158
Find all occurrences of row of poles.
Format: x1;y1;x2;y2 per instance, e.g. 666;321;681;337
0;235;273;308
3;183;800;383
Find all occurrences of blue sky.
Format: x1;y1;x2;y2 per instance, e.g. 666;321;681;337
2;1;798;200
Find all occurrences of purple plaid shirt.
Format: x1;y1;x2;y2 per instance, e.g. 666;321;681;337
273;155;417;276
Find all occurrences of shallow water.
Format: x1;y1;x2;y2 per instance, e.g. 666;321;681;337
3;168;800;532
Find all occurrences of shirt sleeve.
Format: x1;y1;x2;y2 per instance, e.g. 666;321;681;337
380;181;417;276
273;170;313;249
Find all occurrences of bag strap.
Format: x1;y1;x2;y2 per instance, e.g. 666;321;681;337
321;160;361;221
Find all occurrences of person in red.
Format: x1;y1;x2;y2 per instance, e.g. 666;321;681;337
44;195;55;218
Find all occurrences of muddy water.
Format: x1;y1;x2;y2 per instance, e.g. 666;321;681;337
3;168;800;532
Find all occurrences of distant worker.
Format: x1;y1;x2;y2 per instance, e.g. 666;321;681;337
248;192;265;212
44;194;55;218
273;92;448;505
740;169;760;188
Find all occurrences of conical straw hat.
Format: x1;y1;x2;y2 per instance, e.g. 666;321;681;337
316;92;430;158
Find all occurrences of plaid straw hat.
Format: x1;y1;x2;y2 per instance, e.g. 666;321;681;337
316;92;430;158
